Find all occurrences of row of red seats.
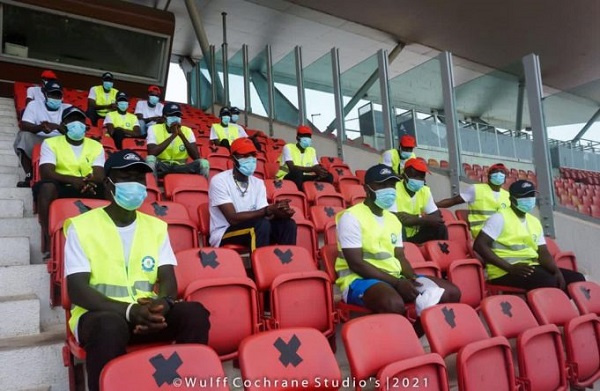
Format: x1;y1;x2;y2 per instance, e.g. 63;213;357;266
560;167;600;185
554;178;600;217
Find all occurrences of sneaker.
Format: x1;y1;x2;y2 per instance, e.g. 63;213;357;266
16;174;32;188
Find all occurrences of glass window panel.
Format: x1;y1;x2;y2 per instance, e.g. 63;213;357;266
248;48;270;118
273;49;299;126
303;52;335;132
227;48;245;110
460;125;480;154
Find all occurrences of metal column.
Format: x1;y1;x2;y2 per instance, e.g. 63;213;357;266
523;53;555;237
439;52;462;196
266;45;275;137
515;81;525;132
221;12;229;106
295;46;306;126
572;107;600;143
242;44;251;127
331;48;345;160
377;49;393;151
210;45;217;114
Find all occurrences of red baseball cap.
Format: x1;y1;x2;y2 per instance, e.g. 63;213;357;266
297;125;312;136
148;85;161;95
400;135;416;148
489;163;507;174
404;158;429;173
41;70;57;79
231;138;257;155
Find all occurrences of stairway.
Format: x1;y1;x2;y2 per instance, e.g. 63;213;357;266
0;97;68;390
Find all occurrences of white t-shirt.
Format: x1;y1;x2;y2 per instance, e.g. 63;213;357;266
208;169;269;247
26;85;45;102
381;150;394;167
103;112;140;127
134;100;164;125
146;126;196;145
21;100;71;137
389;190;438;214
88;86;115;102
281;144;319;165
39;140;105;167
460;185;501;204
209;123;248;141
481;213;546;246
337;212;403;249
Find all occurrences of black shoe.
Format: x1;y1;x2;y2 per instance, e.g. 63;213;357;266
17;174;32;188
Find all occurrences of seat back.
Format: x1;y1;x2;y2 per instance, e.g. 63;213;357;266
319;156;344;168
145;173;162;202
239;328;342;391
445;221;472;253
447;259;485;308
342;314;425;382
309;205;343;233
564;314;600;386
457;337;516;391
139;201;198;253
339;183;366;206
302;182;345;207
294;220;318;262
568;281;600;315
455;209;469;224
100;344;227;390
197;203;210;246
320;244;338;282
421;303;489;358
423;240;471;272
439;208;456;222
403;242;426;263
518;324;567;391
163;174;208;226
323;221;337;245
251;246;317;291
481;295;539;339
544;237;561;258
527;288;579;327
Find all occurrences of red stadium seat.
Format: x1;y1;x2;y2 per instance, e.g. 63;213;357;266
145;173;162;202
100;345;227;390
354;169;366;184
239;328;342;391
422;240;471;272
265;179;309;218
454;209;469;224
309;205;343;234
342;314;449;391
446;258;485;308
31;143;42;186
121;138;147;157
338;183;366;206
481;295;568;391
544;237;578;271
528;288;600;389
323;221;337;245
175;248;260;359
319;156;345;169
403;242;441;278
294;219;318;261
303;182;345;208
568;281;600;316
439;208;456;222
163;173;208;227
264;162;279;179
445;220;472;254
139;201;198;253
421;303;517;391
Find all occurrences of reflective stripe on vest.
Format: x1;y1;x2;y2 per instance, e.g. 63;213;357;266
106;111;139;131
380;149;415;175
395;181;432;238
93;86;118;117
44;136;103;177
276;143;317;179
468;184;510;238
65;208;167;334
213;123;239;143
335;203;403;292
150;124;194;164
486;208;542;280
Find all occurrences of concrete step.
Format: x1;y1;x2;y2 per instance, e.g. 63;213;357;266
0;154;19;167
0;188;34;216
0;265;65;327
0;217;41;263
0;139;15;149
0;294;40;338
0;324;67;391
0;237;30;266
0;165;19;175
0;173;19;187
0;199;24;218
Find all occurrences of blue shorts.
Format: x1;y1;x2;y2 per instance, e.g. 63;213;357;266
346;279;390;306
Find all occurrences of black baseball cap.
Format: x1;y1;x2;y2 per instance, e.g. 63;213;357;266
509;180;538;198
44;80;62;94
229;106;240;114
104;150;152;176
163;102;182;116
364;164;400;184
219;107;231;117
116;92;128;102
61;106;87;122
102;72;114;81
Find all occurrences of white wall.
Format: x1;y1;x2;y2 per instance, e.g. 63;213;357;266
553;212;600;281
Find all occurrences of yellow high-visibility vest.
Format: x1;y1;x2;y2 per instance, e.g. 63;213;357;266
276;143;317;179
92;86;118;117
43;136;103;177
149;124;194;164
468;183;510;238
65;208;167;333
106;111;139;131
381;149;416;175
335;203;403;292
395;181;432;238
212;123;240;144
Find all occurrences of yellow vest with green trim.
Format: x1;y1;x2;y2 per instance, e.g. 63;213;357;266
65;208;167;333
106;111;139;131
92;86;118;117
150;124;194;164
335;203;403;292
44;136;103;177
487;208;542;280
212;123;240;144
395;181;432;238
468;183;510;238
381;149;416;175
276;143;317;179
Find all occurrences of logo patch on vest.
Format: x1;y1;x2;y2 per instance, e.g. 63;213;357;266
501;203;507;208
532;234;537;243
141;256;156;272
391;233;398;244
179;145;185;152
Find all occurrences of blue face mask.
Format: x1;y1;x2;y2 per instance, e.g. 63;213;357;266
166;116;181;127
221;115;231;125
66;121;86;141
400;151;413;160
231;114;239;123
103;81;113;90
299;137;312;149
516;197;536;213
46;98;62;110
148;95;160;105
489;172;506;186
111;180;147;211
236;156;257;177
369;186;397;210
117;101;129;112
406;178;425;192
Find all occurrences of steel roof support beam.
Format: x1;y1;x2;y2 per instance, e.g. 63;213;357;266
439;52;462;196
571;107;600;144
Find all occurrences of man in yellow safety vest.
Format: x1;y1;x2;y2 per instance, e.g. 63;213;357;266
104;92;143;150
64;149;210;391
474;179;585;291
209;106;248;148
87;72;118;126
381;134;417;175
